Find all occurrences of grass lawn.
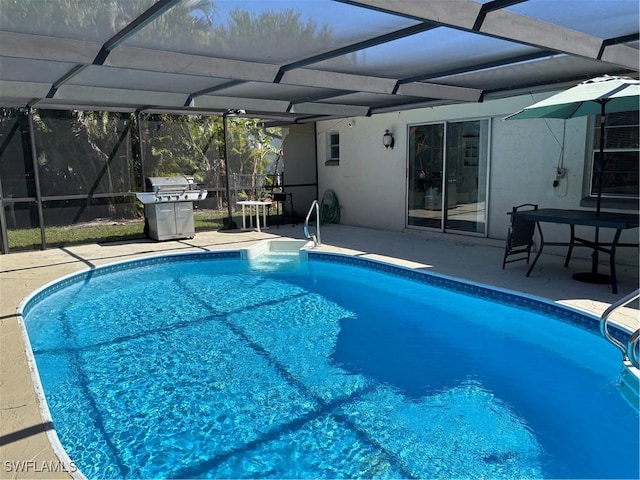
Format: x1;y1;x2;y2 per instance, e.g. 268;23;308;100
7;210;229;251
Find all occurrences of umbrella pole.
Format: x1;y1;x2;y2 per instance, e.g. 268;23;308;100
592;102;606;273
573;100;611;286
595;100;606;217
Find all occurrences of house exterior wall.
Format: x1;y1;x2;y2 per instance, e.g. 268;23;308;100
281;123;317;217
313;92;638;266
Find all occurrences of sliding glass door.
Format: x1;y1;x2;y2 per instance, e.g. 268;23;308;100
407;120;489;234
408;124;444;229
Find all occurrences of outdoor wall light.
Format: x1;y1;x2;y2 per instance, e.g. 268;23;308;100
382;129;395;149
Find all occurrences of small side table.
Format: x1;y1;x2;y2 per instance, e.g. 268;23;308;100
237;200;272;232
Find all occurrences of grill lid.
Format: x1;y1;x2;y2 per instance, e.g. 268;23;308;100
136;175;207;204
146;175;194;191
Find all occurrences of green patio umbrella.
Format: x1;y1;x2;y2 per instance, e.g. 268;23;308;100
505;75;640;122
505;75;640;284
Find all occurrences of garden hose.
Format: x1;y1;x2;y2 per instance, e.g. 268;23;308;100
320;189;341;224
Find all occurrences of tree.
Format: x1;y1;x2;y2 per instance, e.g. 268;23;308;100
0;0;215;43
210;8;333;61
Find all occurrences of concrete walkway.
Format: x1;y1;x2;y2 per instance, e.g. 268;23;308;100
1;225;638;479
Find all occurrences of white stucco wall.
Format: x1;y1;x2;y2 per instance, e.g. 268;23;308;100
281;123;317;215
314;91;638;265
315;114;406;230
487;106;590;240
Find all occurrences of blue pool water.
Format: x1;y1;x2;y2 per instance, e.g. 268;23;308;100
22;252;639;479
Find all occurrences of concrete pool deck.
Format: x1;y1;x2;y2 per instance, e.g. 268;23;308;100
1;224;638;479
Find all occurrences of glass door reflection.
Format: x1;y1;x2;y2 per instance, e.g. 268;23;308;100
407;120;488;235
408;123;444;229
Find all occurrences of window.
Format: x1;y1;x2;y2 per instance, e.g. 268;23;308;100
589;111;639;200
326;132;340;164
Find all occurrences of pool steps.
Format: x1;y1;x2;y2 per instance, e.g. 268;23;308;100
600;288;640;370
242;239;313;270
599;288;640;411
619;362;639;413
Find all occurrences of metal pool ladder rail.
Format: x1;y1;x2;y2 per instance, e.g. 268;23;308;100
304;200;321;246
600;288;640;369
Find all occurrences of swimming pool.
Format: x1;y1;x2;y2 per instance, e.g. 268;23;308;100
20;247;639;479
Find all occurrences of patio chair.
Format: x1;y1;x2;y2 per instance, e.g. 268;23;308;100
502;203;539;269
272;191;295;228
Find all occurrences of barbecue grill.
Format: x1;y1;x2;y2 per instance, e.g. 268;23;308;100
135;176;207;241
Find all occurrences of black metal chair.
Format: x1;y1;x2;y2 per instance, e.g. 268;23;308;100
272;191;295;227
502;204;539;269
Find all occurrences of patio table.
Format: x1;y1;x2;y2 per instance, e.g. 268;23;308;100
238;200;272;232
508;208;639;293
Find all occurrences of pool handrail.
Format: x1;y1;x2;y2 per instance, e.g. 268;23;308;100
304;200;321;246
600;288;640;368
